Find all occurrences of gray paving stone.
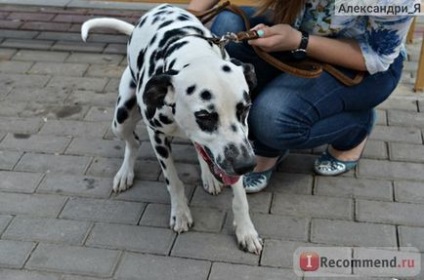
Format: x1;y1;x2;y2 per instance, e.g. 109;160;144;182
52;41;106;53
394;180;424;203
38;174;112;198
114;180;194;204
140;203;225;233
60;198;144;224
66;90;117;107
85;64;125;78
86;158;161;181
6;102;90;120
0;171;43;193
358;159;424;181
66;53;123;65
399;226;424;251
389;142;424;163
0;269;60;280
0;117;43;134
245;213;309;241
47;76;108;91
86;223;175;255
65;137;124;158
271;194;353;220
209;262;298;280
315;176;393;201
87;34;127;44
103;43;126;54
311;219;397;247
13;50;69;62
261;239;314;268
265;172;313;195
171;231;259;265
15;153;91;175
1;38;54;50
104;77;120;92
0;73;50;88
61;276;109;280
0;60;33;73
362;140;388;159
0;133;71;153
115;252;210;280
29;62;88;76
0;193;66;217
0;214;12;234
84;106;114;122
190;186;272;213
388;110;424;128
6;87;72;103
356;199;424;226
0;240;35;268
26;243;120;277
39;120;108;138
36;31;82;41
0;48;17;60
370;125;422;144
378;98;418;111
3;216;90;245
375;109;387;125
0;150;22;170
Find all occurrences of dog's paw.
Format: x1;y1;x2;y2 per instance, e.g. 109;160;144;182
235;225;263;255
201;171;223;195
170;205;193;233
113;166;135;193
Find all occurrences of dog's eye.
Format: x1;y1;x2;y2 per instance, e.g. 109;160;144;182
195;110;219;132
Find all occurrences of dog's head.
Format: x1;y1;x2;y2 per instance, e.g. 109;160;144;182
143;58;257;185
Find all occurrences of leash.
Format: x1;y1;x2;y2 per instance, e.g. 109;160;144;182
187;2;365;86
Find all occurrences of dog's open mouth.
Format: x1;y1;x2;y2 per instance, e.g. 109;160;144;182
194;143;240;186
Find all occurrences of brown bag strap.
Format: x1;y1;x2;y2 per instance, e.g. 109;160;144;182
189;2;365;86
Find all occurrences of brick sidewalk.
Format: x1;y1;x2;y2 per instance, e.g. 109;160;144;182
0;4;424;280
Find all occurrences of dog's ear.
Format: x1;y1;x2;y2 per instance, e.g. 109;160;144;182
230;58;257;91
142;70;178;120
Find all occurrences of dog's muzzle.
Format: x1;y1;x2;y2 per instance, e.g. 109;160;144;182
194;143;255;185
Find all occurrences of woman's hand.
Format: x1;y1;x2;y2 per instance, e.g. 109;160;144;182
248;24;302;52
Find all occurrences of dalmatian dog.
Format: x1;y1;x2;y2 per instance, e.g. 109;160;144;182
81;4;262;254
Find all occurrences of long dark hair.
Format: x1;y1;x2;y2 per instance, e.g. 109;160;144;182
256;0;306;24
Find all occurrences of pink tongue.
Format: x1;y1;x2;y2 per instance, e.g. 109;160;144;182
213;166;240;185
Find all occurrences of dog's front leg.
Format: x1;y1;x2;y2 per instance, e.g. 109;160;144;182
231;179;263;254
147;127;193;233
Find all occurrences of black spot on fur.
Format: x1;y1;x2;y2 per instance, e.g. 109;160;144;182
113;121;117;127
164;40;189;57
158;29;187;49
200;90;212;101
207;104;215;111
124;96;137;110
165;178;170;185
186;26;205;36
152;16;161;25
160;160;167;169
133;132;140;141
186;85;196;95
155;146;169;158
116;107;128;124
137;49;145;70
195;110;218;133
159;113;173;124
230;58;242;66
153;119;163;127
243;90;249;102
183;63;190;68
231;124;237;132
167;59;176;70
138;16;147;27
224;143;239;159
116;96;121;105
236;102;248;123
158;20;173;29
222;65;231;72
143;73;174;120
129;80;137;89
154;133;162;144
177;14;190;21
149;34;157;45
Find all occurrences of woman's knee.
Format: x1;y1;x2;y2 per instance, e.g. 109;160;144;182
210;11;246;36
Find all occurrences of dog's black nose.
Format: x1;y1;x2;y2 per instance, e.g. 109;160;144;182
233;158;256;175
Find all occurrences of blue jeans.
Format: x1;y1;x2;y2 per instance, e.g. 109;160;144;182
212;8;404;157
